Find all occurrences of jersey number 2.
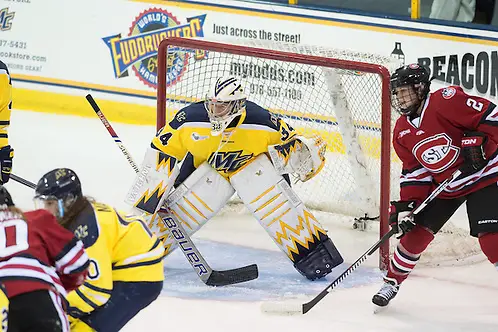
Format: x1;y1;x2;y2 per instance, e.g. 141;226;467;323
0;219;29;257
467;98;484;112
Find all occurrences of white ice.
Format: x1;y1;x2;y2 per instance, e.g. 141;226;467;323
8;110;498;332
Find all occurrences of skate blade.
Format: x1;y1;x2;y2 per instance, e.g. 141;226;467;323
373;304;388;314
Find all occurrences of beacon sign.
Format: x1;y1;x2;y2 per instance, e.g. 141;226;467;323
418;51;498;98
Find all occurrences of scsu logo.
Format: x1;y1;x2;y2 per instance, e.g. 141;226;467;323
442;87;456;99
412;133;460;173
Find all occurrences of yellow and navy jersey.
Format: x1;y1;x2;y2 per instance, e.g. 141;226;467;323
151;101;297;177
0;283;7;332
0;61;12;148
66;201;164;316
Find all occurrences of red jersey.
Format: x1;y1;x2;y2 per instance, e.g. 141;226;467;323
393;86;498;203
0;209;89;298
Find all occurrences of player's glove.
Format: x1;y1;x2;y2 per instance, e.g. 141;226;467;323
0;145;13;184
389;200;417;239
460;131;488;174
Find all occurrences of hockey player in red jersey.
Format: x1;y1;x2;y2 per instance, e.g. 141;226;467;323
372;64;498;307
0;185;89;331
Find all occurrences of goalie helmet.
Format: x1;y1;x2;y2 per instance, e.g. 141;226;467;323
34;168;82;219
390;63;431;116
204;77;247;136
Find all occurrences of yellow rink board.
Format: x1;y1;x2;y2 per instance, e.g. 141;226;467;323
13;86;389;159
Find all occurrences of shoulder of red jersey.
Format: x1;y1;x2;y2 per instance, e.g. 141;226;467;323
431;85;463;101
24;209;58;223
393;115;412;141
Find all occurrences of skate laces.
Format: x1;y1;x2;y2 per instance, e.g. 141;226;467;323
378;280;398;298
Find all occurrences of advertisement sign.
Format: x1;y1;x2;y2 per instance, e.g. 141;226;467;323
1;0;498;122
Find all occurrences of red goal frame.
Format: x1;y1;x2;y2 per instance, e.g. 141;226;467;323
156;37;392;270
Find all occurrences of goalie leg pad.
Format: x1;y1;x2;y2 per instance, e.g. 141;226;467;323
230;154;343;280
152;162;235;256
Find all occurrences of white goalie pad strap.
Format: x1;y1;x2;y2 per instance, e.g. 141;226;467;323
125;147;179;214
268;135;326;182
165;162;235;234
230;154;328;262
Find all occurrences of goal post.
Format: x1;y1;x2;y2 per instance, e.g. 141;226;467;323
156;37;394;269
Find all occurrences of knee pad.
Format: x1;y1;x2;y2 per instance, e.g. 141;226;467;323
479;232;498;266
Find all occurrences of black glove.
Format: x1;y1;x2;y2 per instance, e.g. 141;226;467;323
460;131;488;174
0;146;13;184
389;200;417;238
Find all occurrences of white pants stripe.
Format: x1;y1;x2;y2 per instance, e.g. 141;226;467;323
48;290;69;332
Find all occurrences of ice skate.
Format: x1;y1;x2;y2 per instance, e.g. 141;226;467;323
372;277;399;308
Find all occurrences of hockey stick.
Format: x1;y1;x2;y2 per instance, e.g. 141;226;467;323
11;174;36;189
85;94;258;286
262;169;462;315
9;173;256;285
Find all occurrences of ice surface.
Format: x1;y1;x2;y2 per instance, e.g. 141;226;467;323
9;110;498;332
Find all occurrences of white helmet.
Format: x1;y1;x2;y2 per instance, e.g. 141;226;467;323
204;77;247;136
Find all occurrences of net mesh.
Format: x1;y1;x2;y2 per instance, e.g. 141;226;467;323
158;38;483;267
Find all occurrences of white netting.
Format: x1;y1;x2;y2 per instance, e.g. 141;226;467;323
159;38;483;267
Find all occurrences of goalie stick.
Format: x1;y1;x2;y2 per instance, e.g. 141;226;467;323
261;169;462;315
11;171;257;287
85;94;258;287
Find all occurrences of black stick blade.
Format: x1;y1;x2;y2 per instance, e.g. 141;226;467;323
205;264;258;287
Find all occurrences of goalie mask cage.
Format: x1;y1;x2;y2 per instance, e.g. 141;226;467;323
156;37;483;271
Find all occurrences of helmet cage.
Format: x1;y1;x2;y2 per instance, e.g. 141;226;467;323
391;83;428;116
204;97;246;136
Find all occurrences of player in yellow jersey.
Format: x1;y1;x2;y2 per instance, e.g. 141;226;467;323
126;77;344;281
0;284;7;332
34;168;164;332
0;61;14;184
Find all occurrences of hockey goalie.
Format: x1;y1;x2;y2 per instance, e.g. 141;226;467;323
126;77;343;280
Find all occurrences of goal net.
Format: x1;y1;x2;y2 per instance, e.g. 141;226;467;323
155;37;482;269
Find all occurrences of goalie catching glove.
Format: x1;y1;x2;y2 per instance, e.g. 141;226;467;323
268;135;326;182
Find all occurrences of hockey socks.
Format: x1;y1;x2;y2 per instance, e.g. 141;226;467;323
387;225;434;284
478;232;498;270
